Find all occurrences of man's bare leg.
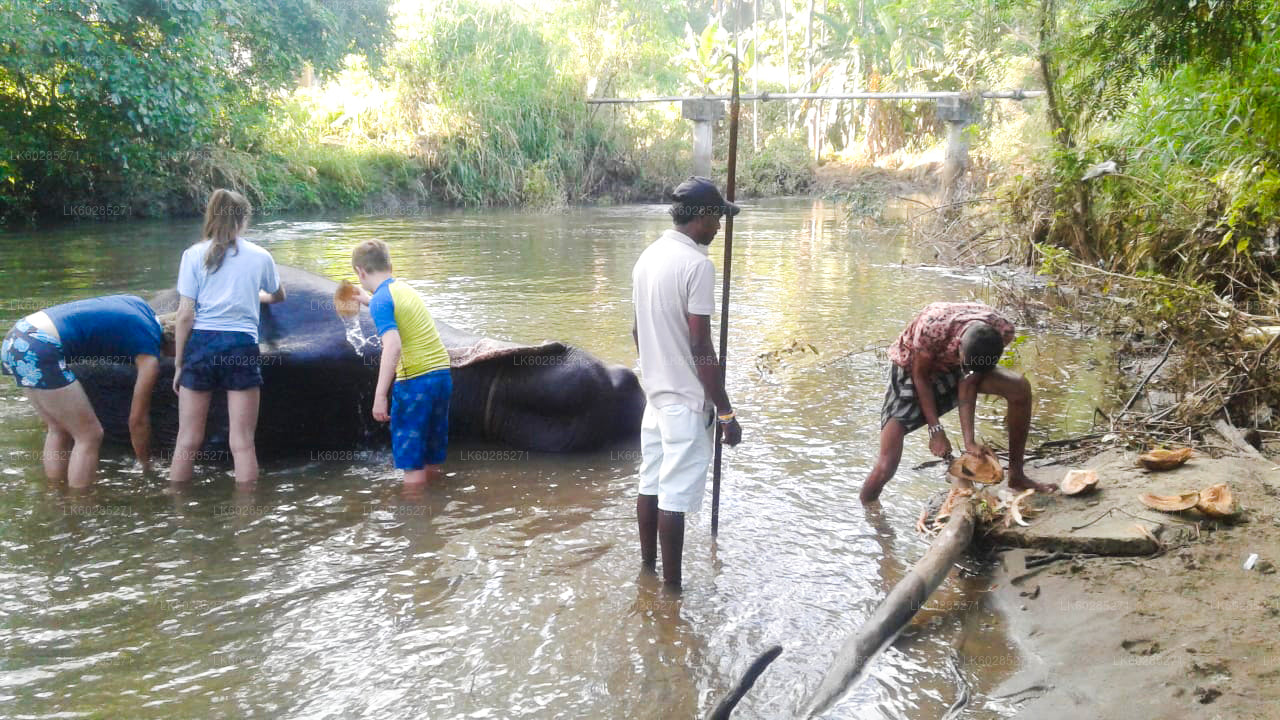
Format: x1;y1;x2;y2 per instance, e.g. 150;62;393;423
637;494;658;570
977;368;1055;493
861;419;907;504
657;509;685;588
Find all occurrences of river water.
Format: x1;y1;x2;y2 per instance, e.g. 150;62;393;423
0;199;1113;718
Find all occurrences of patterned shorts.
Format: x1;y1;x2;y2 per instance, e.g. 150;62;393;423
880;362;964;433
390;369;452;470
1;319;76;390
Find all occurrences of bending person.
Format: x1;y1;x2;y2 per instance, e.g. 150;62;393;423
861;301;1056;504
2;296;173;486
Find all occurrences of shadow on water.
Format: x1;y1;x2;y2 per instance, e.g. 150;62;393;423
0;199;1113;717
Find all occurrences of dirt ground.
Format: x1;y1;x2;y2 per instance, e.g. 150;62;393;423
981;445;1280;719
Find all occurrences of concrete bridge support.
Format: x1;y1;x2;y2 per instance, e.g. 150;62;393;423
682;99;726;178
937;95;982;204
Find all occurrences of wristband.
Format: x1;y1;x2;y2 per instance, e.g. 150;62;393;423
927;423;944;435
718;410;736;424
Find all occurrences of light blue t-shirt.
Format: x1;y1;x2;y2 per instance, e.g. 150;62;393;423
176;238;280;341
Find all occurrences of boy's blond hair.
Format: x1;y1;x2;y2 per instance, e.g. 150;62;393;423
352;239;392;273
156;312;178;348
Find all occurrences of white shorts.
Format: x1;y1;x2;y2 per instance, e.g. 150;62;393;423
637;402;716;513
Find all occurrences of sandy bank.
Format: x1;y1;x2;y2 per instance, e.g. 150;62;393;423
980;447;1280;719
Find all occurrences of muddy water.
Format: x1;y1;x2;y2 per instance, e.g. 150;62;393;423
0;199;1114;718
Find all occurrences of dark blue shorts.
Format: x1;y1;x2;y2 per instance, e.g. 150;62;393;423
2;319;76;390
179;329;263;392
390;369;452;470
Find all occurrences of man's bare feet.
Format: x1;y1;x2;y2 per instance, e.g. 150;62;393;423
1008;470;1056;494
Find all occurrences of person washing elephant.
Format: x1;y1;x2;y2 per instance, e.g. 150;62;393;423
631;177;744;589
2;297;175;486
348;239;453;487
860;301;1056;504
170;189;286;486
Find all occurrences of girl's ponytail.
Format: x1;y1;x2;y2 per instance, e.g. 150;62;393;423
202;189;251;273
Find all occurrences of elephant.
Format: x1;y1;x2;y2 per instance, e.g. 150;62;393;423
72;266;645;456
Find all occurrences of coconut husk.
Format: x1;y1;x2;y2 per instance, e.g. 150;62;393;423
1138;491;1201;513
1060;469;1099;496
1195;483;1240;519
1137;447;1193;471
948;448;1004;485
334;280;361;319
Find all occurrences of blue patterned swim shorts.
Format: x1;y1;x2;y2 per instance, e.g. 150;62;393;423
1;319;76;390
390;369;452;470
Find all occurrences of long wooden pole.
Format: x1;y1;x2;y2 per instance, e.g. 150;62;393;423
711;55;741;538
799;496;977;717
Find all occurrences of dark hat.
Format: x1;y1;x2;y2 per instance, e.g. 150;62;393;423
670;176;740;217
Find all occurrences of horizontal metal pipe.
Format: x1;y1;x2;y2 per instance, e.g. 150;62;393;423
586;90;1044;104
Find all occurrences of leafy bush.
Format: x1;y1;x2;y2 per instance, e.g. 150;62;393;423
744;134;815;197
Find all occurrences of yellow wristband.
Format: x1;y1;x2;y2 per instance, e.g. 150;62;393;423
718;411;736;423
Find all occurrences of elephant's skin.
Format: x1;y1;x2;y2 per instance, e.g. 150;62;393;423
71;266;645;455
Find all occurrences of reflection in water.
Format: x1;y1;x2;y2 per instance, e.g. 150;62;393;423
0;200;1112;718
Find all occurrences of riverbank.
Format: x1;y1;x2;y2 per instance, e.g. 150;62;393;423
981;446;1280;719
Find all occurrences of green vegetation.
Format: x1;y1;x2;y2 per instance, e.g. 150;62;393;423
1022;0;1278;309
3;0;1279;335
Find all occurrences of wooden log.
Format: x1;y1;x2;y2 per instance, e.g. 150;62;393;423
799;495;977;718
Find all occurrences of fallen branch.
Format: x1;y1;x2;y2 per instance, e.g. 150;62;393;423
1117;339;1174;418
799;494;977;718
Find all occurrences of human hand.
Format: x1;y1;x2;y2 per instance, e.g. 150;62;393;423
929;429;952;459
172;367;182;395
372;393;390;422
721;418;742;446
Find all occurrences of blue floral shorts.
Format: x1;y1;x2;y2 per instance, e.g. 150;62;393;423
1;319;76;390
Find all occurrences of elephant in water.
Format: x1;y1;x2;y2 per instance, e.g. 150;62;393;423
73;266;645;455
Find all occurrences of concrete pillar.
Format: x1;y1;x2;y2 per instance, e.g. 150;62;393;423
682;99;726;178
936;95;981;203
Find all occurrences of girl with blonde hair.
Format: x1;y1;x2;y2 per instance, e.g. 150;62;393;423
170;189;286;485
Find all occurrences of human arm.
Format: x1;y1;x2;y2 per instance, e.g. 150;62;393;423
130;354;160;470
259;285;286;304
688;314;741;446
172;296;196;394
373;329;401;422
259;257;285;304
910;348;951;458
957;372;983;454
632;316;638;353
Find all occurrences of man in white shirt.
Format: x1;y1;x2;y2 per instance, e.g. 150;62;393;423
631;177;744;589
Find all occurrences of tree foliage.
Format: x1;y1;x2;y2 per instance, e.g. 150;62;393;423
0;0;392;220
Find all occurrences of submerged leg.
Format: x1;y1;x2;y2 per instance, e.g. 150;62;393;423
658;509;686;588
861;419;907;504
637;494;658;569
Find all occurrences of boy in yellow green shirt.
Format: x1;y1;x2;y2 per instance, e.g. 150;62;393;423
351;240;453;486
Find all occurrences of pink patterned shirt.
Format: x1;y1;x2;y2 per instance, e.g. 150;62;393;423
888;302;1016;370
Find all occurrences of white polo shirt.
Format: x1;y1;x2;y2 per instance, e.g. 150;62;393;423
632;228;717;412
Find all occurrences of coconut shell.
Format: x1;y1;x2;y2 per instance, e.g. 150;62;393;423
948;449;1004;485
1060;469;1099;496
1138;491;1200;512
1137;447;1193;471
1195;483;1239;519
334;280;361;319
